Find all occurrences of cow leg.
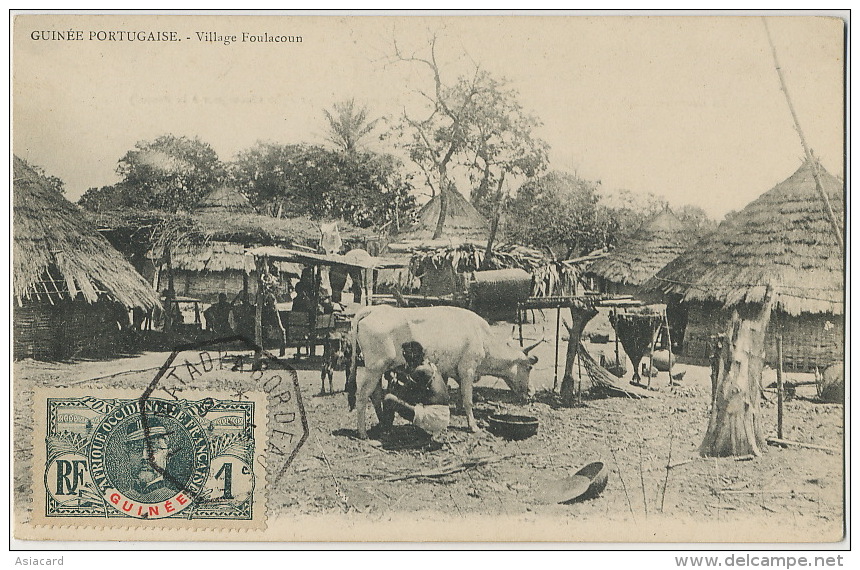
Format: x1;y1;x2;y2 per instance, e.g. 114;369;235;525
370;383;386;426
355;367;378;439
458;365;480;432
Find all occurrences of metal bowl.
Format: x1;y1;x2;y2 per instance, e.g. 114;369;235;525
487;413;539;440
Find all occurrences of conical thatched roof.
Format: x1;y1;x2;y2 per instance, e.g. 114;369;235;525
394;188;490;247
194;185;254;214
645;160;844;316
13;156;160;309
588;208;697;286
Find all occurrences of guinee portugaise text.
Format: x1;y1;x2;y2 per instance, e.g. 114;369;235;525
29;30;303;44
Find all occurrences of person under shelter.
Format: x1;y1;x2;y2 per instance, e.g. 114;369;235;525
203;292;233;335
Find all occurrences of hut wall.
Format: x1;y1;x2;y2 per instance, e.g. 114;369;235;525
597;278;638;297
14;300;125;360
682;302;843;372
768;312;843;373
681;302;728;363
160;269;246;304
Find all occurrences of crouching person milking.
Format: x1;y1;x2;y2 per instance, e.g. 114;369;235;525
381;341;450;443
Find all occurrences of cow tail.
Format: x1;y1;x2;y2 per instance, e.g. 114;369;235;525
346;307;372;410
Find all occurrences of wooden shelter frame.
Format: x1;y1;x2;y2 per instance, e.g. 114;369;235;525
516;295;673;395
245;246;408;364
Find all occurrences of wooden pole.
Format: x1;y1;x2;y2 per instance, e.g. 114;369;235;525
310;264;320;357
613;312;620;368
647;323;658;388
762;18;843;251
517;304;524;347
777;335;784;439
553;306;561;391
254;257;264;369
164;248;174;332
664;311;674;384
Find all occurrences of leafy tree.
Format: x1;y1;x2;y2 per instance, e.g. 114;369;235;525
505;171;610;259
675;204;718;236
391;35;548;239
230;142;415;229
79;183;135;212
598;188;667;242
323;99;380;153
114;134;226;211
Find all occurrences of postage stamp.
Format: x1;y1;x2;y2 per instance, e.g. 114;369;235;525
23;337;307;536
32;388;268;530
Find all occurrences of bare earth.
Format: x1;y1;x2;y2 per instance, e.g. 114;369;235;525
13;313;845;543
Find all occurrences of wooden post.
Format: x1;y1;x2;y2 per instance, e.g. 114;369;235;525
517;304;524;347
700;289;775;457
647;325;658;388
253;257;264;369
613;311;620;368
553;306;561;391
164;248;174;332
309;264;320;357
575;344;583;398
777;335;784;440
560;302;598;406
664;311;674;384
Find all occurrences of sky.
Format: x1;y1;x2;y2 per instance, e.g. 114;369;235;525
12;14;845;219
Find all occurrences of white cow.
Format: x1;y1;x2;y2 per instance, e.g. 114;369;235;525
347;305;539;439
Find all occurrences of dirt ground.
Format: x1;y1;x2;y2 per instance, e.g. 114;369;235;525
13;310;845;542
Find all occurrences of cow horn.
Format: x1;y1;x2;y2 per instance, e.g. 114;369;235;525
523;339;545;354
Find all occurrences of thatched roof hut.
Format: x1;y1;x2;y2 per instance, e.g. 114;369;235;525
644;159;844;370
587;207;697;293
647;160;843;315
392;189;490;248
382;189;586;299
193;185;254;214
13;156;160;359
13;156;159;309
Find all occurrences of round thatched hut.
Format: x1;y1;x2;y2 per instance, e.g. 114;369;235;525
385;189;491;297
13;156;161;359
587;207;697;296
645;159;844;372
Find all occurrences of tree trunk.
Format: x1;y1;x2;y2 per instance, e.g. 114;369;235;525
433;177;449;240
700;290;774;457
560;302;599;406
481;172;506;270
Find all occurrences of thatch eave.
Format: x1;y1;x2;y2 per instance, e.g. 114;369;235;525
644;160;845;317
13;156;161;309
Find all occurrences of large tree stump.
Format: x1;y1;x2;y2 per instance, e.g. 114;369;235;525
700;292;774;457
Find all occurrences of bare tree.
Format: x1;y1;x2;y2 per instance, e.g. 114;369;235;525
392;34;547;240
